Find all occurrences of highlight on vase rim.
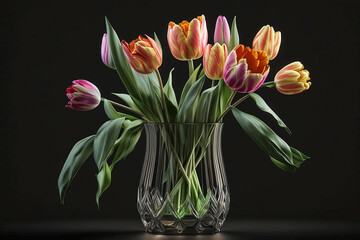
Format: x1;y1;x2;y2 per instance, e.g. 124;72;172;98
59;13;312;233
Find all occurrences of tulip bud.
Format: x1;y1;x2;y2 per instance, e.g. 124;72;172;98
274;61;311;95
167;15;208;60
121;35;162;74
214;15;230;47
66;80;101;111
252;25;281;60
223;44;270;93
203;43;228;80
101;34;116;69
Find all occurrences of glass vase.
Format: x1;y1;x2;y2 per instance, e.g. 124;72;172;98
137;123;230;234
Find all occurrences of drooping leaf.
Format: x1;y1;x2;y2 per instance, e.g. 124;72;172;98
177;75;205;122
58;135;95;204
290;147;310;167
103;99;137;121
248;93;291;135
110;120;143;168
93;118;125;170
96;162;111;207
163;68;178;109
228;16;240;51
270;156;297;173
231;108;294;167
179;64;202;106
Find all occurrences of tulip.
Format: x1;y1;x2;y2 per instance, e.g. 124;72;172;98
223;44;270;93
101;33;116;69
252;25;281;60
66;80;101;111
203;43;228;80
167;15;208;60
121;35;162;74
214;15;230;47
274;61;311;95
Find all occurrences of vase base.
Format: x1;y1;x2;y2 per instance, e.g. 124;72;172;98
141;214;226;234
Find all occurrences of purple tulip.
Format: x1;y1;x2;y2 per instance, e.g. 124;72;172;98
66;80;101;111
101;33;116;69
223;44;270;93
214;16;230;47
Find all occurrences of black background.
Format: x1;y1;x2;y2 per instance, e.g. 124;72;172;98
0;0;359;224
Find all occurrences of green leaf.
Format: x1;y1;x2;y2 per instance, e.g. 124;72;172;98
112;93;138;110
177;75;205;122
248;93;291;135
110;120;143;168
196;84;219;122
290;147;310;167
131;96;159;121
96;162;111;207
154;32;162;53
93;118;125;170
105;17;140;99
219;79;234;113
179;64;202;106
270;157;297;173
231;108;294;167
103;99;137;121
270;147;309;172
228;16;239;51
58;135;95;204
164;68;178;109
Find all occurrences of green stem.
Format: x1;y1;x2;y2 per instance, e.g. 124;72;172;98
188;60;194;77
102;98;150;122
216;94;250;122
155;69;169;122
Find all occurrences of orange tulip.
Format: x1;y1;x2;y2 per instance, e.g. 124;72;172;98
167;15;208;60
121;35;162;74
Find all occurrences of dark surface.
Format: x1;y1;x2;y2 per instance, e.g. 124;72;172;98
0;0;359;225
1;220;360;240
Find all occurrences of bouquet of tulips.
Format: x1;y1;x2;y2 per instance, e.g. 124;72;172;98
58;15;311;207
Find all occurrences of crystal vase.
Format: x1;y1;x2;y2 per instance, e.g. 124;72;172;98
137;123;230;234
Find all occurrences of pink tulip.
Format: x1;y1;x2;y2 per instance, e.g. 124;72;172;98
101;33;115;69
223;45;270;93
66;80;101;111
203;43;228;80
167;15;208;60
214;15;230;47
274;61;311;95
121;35;162;74
252;25;281;60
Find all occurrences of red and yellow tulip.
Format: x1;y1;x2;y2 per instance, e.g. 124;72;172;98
252;25;281;60
223;45;270;93
167;15;208;60
274;61;311;95
121;35;162;74
203;43;228;80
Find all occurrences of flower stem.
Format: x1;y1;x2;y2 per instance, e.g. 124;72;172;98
155;69;169;122
216;94;250;121
188;59;194;77
103;98;150;122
